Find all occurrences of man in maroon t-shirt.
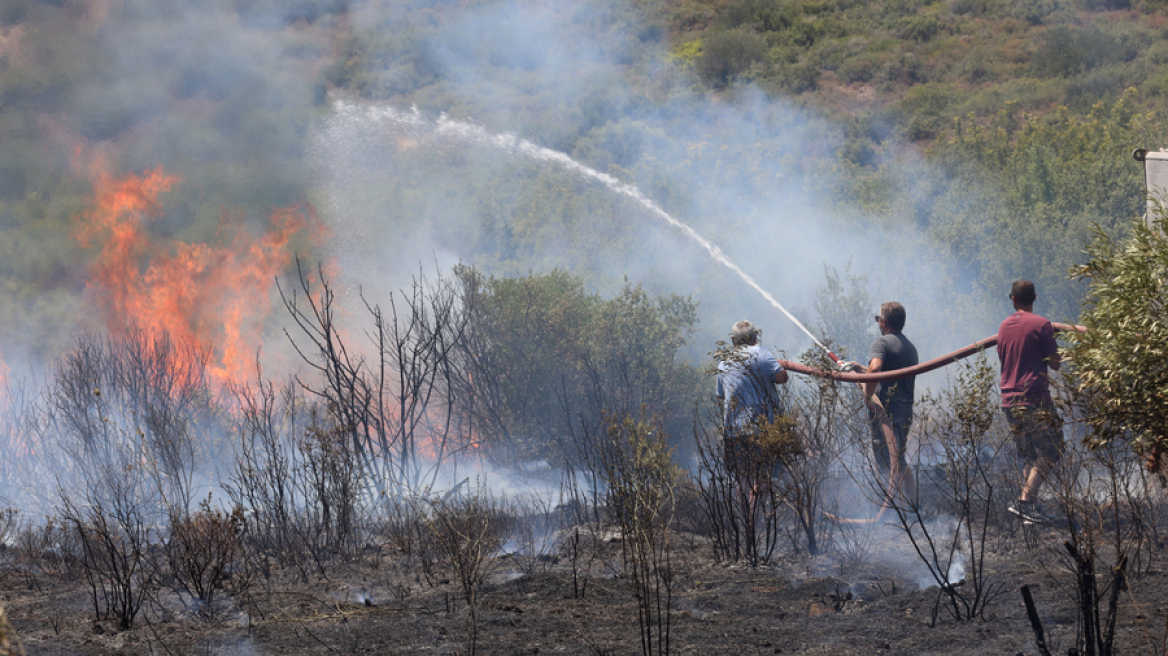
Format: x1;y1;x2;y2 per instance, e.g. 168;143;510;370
998;280;1063;525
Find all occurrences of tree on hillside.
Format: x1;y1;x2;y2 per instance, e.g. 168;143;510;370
1063;209;1168;470
450;266;703;465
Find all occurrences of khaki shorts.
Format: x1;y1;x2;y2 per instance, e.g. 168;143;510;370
1004;402;1064;465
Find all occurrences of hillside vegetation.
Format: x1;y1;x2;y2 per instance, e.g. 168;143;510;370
0;0;1165;363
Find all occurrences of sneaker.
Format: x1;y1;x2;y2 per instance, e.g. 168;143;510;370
1008;499;1055;526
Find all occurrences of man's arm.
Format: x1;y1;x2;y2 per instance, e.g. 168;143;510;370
1047;351;1062;371
774;369;788;385
861;357;883;398
1042;322;1062;371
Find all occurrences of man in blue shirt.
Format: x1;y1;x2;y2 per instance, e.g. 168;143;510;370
716;320;789;492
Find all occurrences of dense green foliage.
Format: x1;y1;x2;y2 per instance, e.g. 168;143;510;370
910;90;1165;321
673;0;1168;131
1064;211;1168;456
454;266;703;462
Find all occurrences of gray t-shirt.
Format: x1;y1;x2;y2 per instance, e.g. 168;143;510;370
869;333;918;409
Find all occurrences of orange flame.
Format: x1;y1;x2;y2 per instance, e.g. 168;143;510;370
74;160;321;388
0;346;9;391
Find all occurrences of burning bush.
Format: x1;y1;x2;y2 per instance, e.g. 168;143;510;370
45;327;224;513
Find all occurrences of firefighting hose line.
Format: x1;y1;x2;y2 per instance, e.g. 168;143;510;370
773;321;1084;525
776;322;1086;382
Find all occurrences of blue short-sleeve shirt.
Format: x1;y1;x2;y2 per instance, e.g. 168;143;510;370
717;344;784;436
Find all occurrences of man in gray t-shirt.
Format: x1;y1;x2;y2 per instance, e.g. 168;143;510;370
854;302;918;508
869;331;918;413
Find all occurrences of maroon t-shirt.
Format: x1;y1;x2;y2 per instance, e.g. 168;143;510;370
997;311;1059;407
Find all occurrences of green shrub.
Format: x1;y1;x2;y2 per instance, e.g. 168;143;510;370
718;0;801;31
897;83;961;139
838;52;884;83
839;138;878;166
1032;25;1090;77
452;267;702;465
930;88;1168;319
1006;0;1073;25
898;13;942;42
694;28;769;88
1063;63;1146;111
1066;211;1168;457
950;0;994;16
758;60;822;93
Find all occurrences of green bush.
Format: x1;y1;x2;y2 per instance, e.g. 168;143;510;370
838;52;883;83
929;88;1167;319
1006;0;1073;25
695;28;769;88
453;267;703;464
572;120;671;171
1065;211;1168;456
950;0;994;16
1031;25;1089;77
897;83;962;139
1063;63;1146;111
898;13;942;42
1031;25;1133;80
757;60;822;93
718;0;802;31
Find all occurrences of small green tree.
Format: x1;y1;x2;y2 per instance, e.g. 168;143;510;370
812;262;874;361
1064;210;1168;466
586;412;682;656
451;266;702;465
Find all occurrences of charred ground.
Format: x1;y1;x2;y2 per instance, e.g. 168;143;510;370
2;515;1165;655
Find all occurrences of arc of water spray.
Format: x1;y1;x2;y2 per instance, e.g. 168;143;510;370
334;101;840;362
329;103;1089;383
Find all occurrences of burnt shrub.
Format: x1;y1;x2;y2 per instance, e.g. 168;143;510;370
60;472;158;631
162;498;248;621
45;327;222;514
418;486;514;656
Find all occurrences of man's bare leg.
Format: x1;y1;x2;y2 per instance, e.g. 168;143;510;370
1020;458;1052;502
874;414;917;520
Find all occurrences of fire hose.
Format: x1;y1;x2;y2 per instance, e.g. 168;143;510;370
781;321;1086;523
777;322;1086;382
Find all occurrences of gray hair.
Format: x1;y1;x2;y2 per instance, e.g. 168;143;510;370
730;320;760;346
879;302;907;331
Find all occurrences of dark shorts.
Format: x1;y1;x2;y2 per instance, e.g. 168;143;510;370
869;403;912;473
1004;402;1064;465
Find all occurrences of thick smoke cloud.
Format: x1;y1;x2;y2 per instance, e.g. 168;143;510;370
0;0;1006;382
314;0;988;374
0;0;1024;506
